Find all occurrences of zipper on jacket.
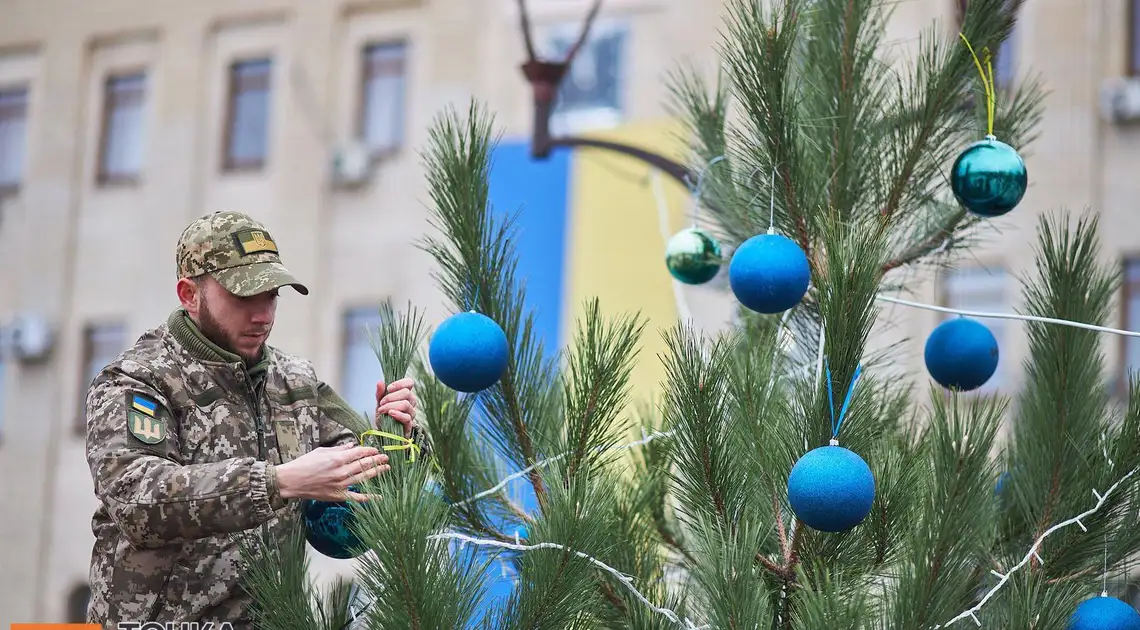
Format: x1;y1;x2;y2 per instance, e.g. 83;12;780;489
242;370;267;462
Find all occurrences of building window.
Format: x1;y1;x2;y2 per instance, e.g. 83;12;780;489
1131;0;1140;75
0;353;7;445
360;42;407;157
340;306;384;418
76;323;127;435
97;72;147;184
223;58;272;172
66;583;91;622
543;21;627;133
1121;259;1140;392
0;86;29;195
956;0;1018;89
939;266;1009;395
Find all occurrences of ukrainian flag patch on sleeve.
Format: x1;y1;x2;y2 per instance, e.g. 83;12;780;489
126;393;167;445
131;394;158;417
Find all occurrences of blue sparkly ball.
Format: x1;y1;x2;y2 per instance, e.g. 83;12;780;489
950;136;1027;218
301;487;367;560
1069;595;1140;630
787;445;876;533
429;311;509;393
994;471;1011;497
924;317;999;392
728;233;811;314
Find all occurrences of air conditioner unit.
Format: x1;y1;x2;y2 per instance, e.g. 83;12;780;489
0;313;55;363
1099;77;1140;124
331;141;373;188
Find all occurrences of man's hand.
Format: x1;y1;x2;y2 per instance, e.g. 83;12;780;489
376;378;418;438
276;443;390;502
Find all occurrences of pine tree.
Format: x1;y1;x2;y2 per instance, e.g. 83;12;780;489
238;0;1140;628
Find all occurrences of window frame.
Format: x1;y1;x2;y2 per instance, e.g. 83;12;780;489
221;57;273;173
339;304;386;418
96;69;147;186
936;264;1010;396
1119;257;1140;395
0;83;30;198
1129;0;1140;76
955;0;1018;90
543;19;629;134
75;322;128;436
357;40;408;160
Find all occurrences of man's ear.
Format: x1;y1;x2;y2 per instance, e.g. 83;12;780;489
176;278;200;315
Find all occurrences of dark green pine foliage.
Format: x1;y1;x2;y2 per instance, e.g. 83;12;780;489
238;0;1140;628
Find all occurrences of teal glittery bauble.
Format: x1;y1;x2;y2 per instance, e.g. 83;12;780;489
301;486;367;559
665;227;722;285
950;136;1028;218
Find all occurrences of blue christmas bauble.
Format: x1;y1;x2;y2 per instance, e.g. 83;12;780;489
429;311;509;393
665;227;722;285
950;136;1027;218
924;317;999;392
1069;595;1140;630
994;471;1011;497
787;445;876;533
301;486;367;560
728;233;810;314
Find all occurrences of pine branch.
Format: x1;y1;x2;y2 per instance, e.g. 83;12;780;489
352;458;487;629
418;101;561;510
490;466;618;630
660;324;741;531
561;298;647;482
884;391;1006;630
1003;213;1121;575
237;519;352;630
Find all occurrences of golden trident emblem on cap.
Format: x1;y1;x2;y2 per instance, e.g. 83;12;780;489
249;230;272;250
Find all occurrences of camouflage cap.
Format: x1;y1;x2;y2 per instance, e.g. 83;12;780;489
176;211;309;297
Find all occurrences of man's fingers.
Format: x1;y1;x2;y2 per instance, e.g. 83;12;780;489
387;377;415;391
378;388;415;406
344;490;382;503
334;445;379;464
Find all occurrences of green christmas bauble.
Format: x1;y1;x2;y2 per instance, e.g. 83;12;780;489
665;227;722;285
950;135;1027;218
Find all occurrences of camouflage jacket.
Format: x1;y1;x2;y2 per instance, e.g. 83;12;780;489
83;308;405;628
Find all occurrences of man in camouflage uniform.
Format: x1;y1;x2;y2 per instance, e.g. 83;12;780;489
84;211;430;628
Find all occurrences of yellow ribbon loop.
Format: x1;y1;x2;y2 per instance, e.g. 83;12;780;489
959;32;997;137
360;429;421;463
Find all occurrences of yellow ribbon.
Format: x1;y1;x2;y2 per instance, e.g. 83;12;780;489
959;32;996;137
360;429;421;463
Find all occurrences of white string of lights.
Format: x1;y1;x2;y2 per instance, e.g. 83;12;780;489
876;294;1140;338
429;532;709;630
427;290;1140;628
451;429;676;509
932;465;1140;629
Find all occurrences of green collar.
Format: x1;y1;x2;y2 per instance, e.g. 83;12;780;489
167;308;270;379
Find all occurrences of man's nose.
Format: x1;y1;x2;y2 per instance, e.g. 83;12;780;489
249;296;274;324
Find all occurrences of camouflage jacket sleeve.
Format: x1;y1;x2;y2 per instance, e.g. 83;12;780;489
315;381;363;448
85;367;286;548
315;381;433;460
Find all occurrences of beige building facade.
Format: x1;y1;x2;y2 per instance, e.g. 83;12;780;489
0;0;1137;623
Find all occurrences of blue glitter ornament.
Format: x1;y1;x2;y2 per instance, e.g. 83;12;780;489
429;311;509;393
924;317;999;392
787;444;876;533
728;233;810;314
787;363;875;533
665;227;723;285
950;135;1027;218
301;486;367;560
994;471;1011;497
1069;595;1140;630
